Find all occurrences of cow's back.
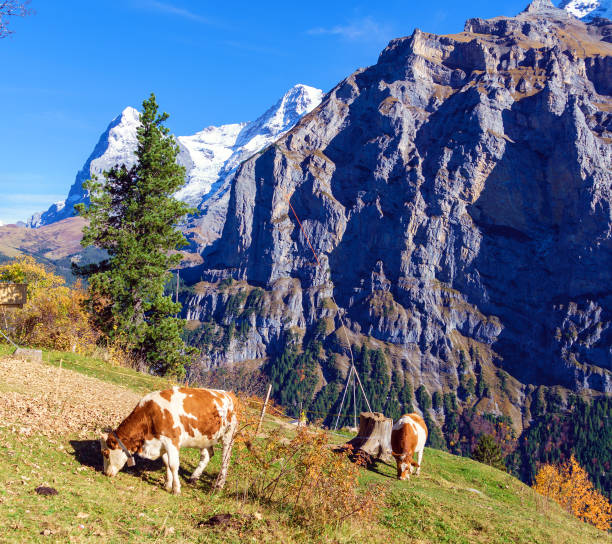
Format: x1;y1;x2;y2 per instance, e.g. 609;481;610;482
391;413;428;455
132;387;236;451
176;387;236;448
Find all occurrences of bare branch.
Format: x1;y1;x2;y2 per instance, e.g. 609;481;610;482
0;1;32;38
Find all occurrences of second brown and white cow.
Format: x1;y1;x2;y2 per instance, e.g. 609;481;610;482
391;413;428;481
99;386;237;494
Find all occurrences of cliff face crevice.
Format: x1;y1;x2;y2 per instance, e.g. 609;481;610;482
188;3;612;398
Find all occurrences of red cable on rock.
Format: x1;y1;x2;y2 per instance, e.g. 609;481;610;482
284;194;372;423
286;198;321;267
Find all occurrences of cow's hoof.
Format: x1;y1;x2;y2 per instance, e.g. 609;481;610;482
188;477;198;485
172;488;181;495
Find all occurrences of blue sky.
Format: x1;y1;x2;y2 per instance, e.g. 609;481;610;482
0;0;529;224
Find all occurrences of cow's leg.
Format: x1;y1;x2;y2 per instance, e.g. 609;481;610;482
166;444;181;495
415;448;424;476
189;448;211;483
213;422;236;491
162;452;173;492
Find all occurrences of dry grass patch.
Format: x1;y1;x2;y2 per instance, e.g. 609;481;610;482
0;355;141;438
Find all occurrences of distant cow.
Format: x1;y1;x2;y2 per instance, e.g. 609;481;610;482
391;413;428;480
99;387;237;494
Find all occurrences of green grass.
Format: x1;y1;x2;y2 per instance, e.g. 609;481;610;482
0;344;172;394
0;345;608;543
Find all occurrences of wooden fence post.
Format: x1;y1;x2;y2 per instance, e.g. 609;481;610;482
256;383;272;434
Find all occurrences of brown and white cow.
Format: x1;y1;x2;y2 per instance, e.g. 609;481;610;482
99;386;237;494
391;413;428;481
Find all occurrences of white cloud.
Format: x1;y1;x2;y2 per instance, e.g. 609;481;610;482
139;1;219;26
307;16;392;42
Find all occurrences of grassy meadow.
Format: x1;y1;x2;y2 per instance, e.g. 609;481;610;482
0;345;608;543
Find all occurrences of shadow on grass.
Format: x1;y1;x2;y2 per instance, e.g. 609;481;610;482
367;459;397;480
69;440;218;490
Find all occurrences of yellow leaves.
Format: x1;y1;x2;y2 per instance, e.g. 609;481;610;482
0;255;63;294
533;455;612;531
0;257;99;352
229;403;385;529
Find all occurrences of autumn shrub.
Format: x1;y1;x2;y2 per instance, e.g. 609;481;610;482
533;455;612;531
228;407;385;531
0;256;99;352
192;364;269;398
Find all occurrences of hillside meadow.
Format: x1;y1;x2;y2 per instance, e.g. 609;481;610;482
0;344;608;543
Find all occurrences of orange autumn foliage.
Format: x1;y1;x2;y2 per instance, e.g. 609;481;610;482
533;454;612;531
0;256;99;352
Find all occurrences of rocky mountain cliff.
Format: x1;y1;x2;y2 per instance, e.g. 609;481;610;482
27;85;323;228
185;0;612;426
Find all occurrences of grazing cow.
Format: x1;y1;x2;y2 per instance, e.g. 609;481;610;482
391;413;428;481
99;387;237;494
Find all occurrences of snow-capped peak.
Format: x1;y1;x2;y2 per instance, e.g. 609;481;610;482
236;84;323;148
559;0;612;20
28;84;324;226
253;84;324;137
175;83;324;205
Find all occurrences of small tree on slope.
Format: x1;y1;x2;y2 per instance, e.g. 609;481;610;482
472;434;506;471
76;93;194;377
533;455;612;531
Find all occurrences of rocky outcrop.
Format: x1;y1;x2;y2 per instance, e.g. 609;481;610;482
186;2;612;405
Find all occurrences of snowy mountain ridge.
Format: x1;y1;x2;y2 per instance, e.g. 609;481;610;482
28;84;323;227
559;0;612;20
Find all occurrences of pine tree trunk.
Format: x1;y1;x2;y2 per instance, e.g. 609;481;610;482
339;412;393;465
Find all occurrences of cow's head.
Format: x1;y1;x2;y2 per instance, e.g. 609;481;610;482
396;459;410;481
395;455;419;481
99;432;128;477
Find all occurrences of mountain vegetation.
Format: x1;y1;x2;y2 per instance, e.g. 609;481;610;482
76;94;195;377
1;0;611;536
0;256;98;351
533;455;612;531
0;344;609;543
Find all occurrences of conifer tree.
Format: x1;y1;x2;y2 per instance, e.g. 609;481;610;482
76;93;194;377
472;434;506;471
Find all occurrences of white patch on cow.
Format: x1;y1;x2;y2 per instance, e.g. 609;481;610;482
107;387;237;494
393;414;427;477
392;415;410;431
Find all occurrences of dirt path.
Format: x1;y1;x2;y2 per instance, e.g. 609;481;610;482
0;356;141;438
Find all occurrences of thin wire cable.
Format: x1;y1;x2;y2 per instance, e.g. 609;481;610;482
0;328;18;349
333;364;353;430
286;195;372;419
353;365;356;429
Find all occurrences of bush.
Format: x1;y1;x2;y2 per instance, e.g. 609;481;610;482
192;365;269;398
0;256;99;352
228;408;385;531
533;455;612;531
